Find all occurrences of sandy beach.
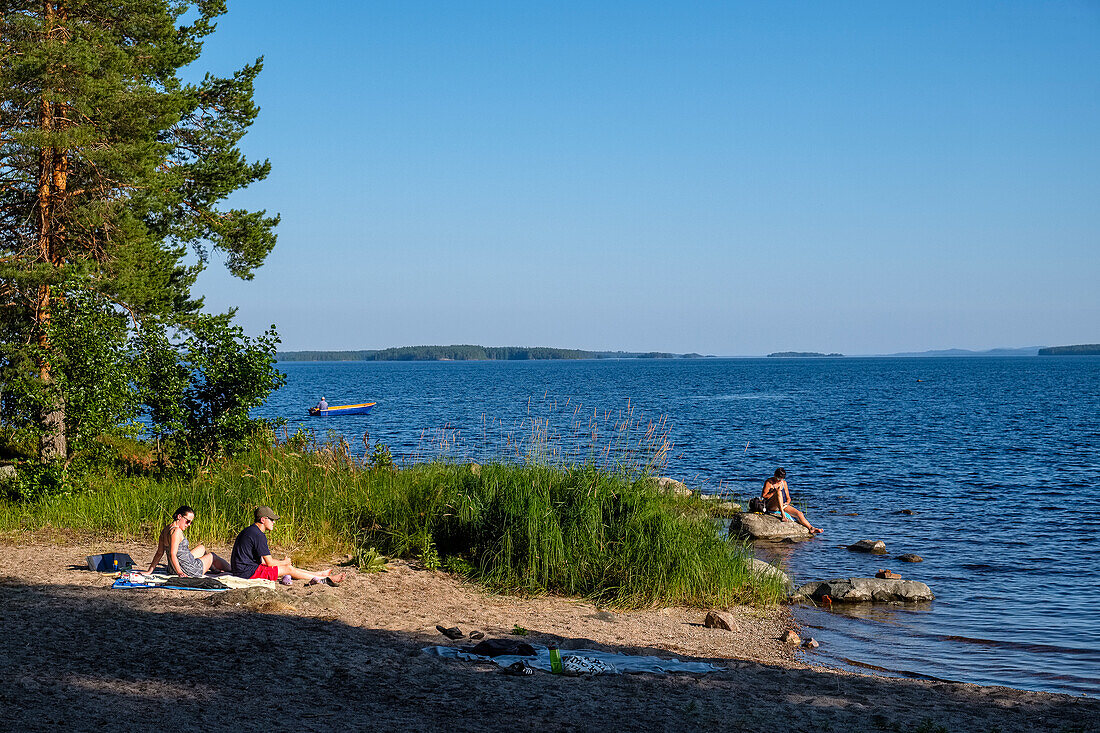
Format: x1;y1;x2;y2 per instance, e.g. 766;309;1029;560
1;535;1095;733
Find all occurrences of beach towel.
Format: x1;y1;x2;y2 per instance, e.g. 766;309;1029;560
424;643;719;675
111;570;278;592
113;576;227;591
112;572;227;592
144;566;280;588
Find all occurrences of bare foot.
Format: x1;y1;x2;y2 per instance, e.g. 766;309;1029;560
811;527;824;534
329;571;347;584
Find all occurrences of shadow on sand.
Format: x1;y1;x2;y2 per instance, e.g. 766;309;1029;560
1;577;1096;733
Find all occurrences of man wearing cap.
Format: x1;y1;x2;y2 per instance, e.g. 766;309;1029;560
230;506;346;585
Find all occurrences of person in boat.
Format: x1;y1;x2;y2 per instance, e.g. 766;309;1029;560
315;396;328;411
146;505;231;577
761;468;822;534
230;506;347;586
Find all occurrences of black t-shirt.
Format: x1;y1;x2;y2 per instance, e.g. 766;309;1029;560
230;524;271;578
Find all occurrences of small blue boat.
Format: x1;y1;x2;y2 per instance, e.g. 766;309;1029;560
308;401;376;417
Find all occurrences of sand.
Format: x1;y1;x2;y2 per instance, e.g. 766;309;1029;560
1;535;1096;732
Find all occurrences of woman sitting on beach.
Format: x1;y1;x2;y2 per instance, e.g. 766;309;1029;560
762;468;823;534
146;505;231;577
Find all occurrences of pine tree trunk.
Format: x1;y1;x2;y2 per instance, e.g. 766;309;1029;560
35;1;67;462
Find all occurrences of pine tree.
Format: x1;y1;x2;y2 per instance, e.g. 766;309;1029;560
0;1;278;461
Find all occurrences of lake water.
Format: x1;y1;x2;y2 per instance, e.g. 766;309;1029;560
259;357;1100;695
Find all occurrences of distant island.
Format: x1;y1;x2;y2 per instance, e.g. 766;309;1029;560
883;346;1041;357
767;351;843;358
1038;344;1100;356
277;345;709;362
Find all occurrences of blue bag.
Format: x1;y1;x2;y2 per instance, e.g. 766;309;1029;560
86;552;135;572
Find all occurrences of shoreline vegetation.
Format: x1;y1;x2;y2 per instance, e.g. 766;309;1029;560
0;432;783;609
276;345;709;361
1038;343;1100;355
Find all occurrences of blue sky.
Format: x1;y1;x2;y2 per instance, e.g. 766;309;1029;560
188;1;1099;355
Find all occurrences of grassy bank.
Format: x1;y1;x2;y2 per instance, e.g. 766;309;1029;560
0;442;782;608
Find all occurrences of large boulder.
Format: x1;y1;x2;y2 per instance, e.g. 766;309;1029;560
729;512;812;541
749;558;792;590
790;577;934;604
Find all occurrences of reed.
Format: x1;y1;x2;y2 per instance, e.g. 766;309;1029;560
399;395;678;475
0;435;784;608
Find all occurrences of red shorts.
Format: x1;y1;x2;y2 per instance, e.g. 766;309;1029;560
250;564;280;581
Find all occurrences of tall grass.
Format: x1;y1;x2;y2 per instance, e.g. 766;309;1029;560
0;440;783;608
401;395;677;475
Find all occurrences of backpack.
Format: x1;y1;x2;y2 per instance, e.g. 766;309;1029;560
748;497;766;513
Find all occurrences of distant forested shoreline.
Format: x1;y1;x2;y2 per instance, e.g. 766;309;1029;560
1038;344;1100;356
767;351;844;358
277;345;707;362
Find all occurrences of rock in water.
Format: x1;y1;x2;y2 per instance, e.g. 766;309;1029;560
700;494;742;515
749;558;793;590
801;638;820;649
782;629;801;645
876;569;901;579
790;578;934;603
847;539;888;554
896;554;923;563
729;513;812;541
703;610;739;632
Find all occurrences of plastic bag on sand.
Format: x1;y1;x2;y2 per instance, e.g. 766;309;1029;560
562;655;617;676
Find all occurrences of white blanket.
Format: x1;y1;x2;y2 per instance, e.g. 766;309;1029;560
133;569;278;588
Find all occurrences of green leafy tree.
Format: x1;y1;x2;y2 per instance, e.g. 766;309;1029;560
136;316;285;467
47;294;138;458
0;1;279;461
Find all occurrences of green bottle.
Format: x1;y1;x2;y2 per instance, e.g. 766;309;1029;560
548;644;563;674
